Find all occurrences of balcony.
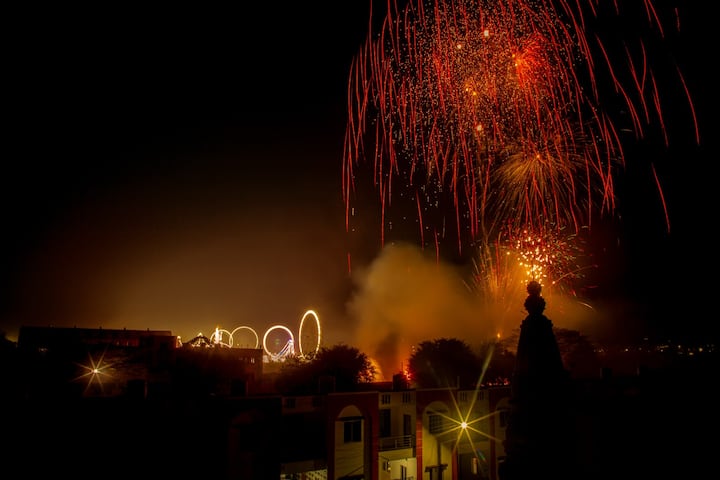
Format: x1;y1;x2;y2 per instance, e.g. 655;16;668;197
378;434;415;451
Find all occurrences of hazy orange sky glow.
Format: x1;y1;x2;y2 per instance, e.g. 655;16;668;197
3;2;717;370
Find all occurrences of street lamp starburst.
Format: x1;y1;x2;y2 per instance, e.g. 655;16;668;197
73;350;112;396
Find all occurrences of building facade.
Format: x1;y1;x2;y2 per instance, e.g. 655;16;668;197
270;385;511;480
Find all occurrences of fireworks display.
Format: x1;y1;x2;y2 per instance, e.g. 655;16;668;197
343;0;697;278
465;223;596;337
471;225;590;296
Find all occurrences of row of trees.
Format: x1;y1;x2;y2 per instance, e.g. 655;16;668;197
272;338;516;394
273;330;601;395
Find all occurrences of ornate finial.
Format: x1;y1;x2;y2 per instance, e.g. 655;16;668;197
527;280;542;296
524;281;546;315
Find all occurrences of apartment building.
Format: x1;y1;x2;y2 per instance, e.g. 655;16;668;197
265;384;511;480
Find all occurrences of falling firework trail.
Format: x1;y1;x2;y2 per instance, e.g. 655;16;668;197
343;0;698;267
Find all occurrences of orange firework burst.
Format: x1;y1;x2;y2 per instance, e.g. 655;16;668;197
510;226;592;288
470;224;591;301
343;0;697;257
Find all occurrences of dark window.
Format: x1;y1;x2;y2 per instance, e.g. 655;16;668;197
429;414;444;434
403;414;412;436
379;409;391;437
344;419;362;443
499;410;510;428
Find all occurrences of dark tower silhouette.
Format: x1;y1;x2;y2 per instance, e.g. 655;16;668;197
499;281;576;479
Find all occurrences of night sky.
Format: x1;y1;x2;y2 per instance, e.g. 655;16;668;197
3;2;717;378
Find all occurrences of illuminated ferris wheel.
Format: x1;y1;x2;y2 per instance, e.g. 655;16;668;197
201;309;322;362
263;325;295;361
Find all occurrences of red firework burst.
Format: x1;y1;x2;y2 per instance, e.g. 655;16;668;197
343;0;697;258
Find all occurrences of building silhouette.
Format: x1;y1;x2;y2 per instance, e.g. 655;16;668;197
498;281;576;480
3;302;716;479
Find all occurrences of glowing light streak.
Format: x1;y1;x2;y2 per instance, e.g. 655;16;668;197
210;327;231;347
189;309;323;362
208;326;260;349
230;326;260;348
298;309;321;358
263;325;295;361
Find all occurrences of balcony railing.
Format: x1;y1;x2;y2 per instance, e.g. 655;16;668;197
378;434;415;451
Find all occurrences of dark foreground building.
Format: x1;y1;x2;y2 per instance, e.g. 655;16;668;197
499;281;576;480
3;313;716;479
498;281;718;480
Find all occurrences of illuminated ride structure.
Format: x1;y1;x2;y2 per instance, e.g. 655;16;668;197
184;309;322;362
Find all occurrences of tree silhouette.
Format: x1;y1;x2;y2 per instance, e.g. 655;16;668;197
477;340;515;386
275;343;376;394
273;355;316;394
408;338;481;389
553;328;601;379
314;343;376;390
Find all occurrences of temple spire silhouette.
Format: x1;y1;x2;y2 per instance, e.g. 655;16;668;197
499;280;577;479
